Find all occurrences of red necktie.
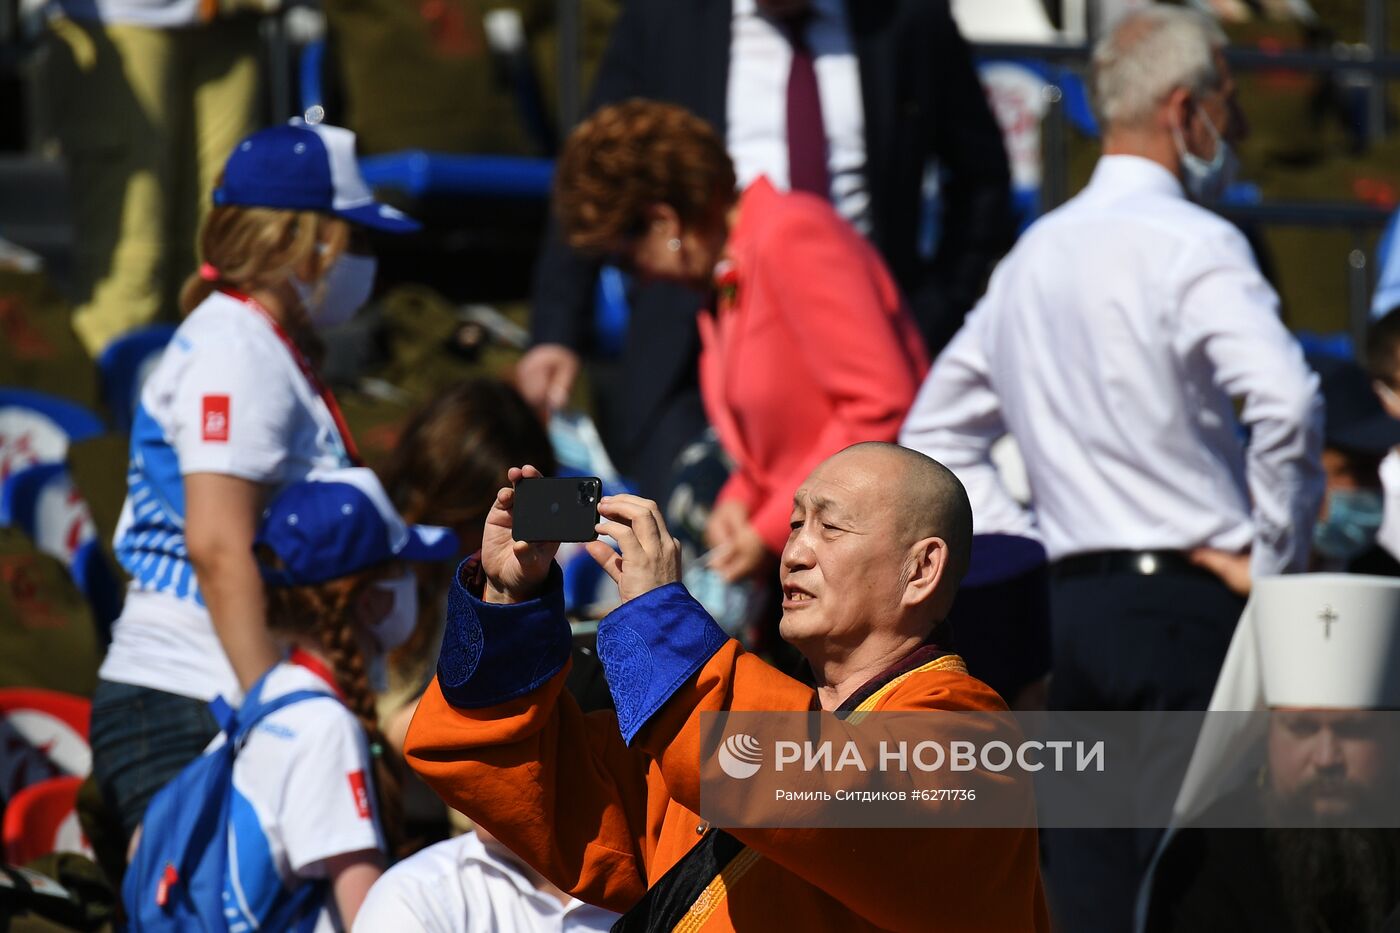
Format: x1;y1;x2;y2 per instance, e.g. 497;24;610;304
785;11;830;199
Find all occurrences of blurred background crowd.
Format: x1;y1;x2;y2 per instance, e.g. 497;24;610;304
3;0;1400;930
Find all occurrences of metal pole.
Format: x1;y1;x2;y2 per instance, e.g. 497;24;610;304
1365;0;1388;143
1350;230;1371;354
556;0;582;138
1060;0;1087;44
1041;82;1069;213
262;14;293;123
21;41;47;153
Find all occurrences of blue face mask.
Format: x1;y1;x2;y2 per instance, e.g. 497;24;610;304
1313;488;1385;562
1172;107;1238;203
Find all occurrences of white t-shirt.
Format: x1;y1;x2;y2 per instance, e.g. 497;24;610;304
222;662;385;933
354;832;618;933
1377;450;1400;563
101;291;351;703
52;0;205;30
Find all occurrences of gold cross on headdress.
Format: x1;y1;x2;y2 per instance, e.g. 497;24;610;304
1318;605;1339;639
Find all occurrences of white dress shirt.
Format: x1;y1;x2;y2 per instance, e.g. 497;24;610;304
900;155;1324;577
1376;450;1400;562
726;0;870;233
353;832;619;933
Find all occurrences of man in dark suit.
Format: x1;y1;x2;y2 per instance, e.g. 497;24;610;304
518;0;1014;499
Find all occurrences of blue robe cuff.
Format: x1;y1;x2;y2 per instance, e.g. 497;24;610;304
597;583;729;744
436;560;572;709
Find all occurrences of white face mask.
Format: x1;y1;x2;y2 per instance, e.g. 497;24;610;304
370;572;419;653
1171;107;1238;203
292;252;377;329
366;572;417;693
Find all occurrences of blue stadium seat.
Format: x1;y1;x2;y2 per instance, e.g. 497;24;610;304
0;462;120;644
1373;206;1400;319
974;59;1255;227
1296;331;1355;363
96;324;178;433
974;59;1100;232
356;152;554;200
0;461;65;531
0;390;104;483
71;540;121;646
299;39;554;201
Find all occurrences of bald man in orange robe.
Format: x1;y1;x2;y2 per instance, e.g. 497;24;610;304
406;443;1050;932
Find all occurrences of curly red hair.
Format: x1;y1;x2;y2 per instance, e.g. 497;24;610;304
554;99;737;252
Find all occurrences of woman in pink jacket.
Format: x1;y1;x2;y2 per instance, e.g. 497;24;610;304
553;100;928;581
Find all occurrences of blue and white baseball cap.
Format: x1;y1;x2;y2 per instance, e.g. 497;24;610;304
256;467;458;586
213;120;420;234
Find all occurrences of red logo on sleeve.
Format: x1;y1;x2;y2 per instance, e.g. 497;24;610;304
201;395;230;442
348;771;371;819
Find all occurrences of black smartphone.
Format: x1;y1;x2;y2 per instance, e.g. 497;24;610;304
513;477;602;542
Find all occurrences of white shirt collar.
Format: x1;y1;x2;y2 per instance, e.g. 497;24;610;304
458;832;592;916
1086;154;1186;201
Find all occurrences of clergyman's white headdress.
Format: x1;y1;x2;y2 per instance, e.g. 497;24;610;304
1136;574;1400;932
1173;573;1400;825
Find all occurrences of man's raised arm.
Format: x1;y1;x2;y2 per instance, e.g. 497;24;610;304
404;466;651;913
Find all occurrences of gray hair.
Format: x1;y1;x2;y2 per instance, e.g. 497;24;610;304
1091;6;1228;131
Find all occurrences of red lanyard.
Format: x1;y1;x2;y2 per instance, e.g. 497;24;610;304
289;647;347;701
218;287;362;465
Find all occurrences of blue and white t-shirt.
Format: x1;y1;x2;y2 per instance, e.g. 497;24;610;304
218;662;385;933
99;292;351;703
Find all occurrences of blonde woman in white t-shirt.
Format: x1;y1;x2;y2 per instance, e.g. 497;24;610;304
91;119;421;845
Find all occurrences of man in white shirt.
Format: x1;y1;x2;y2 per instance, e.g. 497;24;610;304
1363;306;1400;566
353;829;619;933
900;8;1323;930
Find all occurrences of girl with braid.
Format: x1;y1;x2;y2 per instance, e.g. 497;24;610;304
217;467;457;930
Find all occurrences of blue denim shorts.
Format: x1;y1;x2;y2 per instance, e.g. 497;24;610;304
89;680;219;840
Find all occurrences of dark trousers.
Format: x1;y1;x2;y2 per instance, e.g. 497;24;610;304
89;679;220;841
1042;568;1245;933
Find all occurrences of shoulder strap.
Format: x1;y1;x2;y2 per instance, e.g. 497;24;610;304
208;695;237;734
233;689;336;745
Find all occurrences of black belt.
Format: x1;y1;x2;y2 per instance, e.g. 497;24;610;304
1052;549;1205;579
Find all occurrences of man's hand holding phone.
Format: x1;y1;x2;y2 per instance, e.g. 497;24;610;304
481;465;560;605
481;468;681;606
587;495;682;604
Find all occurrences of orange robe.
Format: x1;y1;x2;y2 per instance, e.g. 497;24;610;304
406;570;1049;932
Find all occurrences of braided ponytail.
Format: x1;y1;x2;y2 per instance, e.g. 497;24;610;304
259;554;408;858
313;595;407;858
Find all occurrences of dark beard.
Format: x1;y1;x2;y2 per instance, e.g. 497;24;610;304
1266;827;1400;932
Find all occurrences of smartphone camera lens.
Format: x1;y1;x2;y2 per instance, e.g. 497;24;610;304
579;479;601;505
